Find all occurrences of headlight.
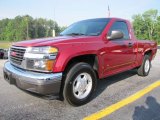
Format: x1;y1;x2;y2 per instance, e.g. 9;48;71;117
24;46;58;72
27;59;55;72
26;46;58;54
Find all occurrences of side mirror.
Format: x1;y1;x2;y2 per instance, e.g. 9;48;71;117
107;30;124;40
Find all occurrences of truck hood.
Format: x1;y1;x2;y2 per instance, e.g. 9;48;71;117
13;36;99;47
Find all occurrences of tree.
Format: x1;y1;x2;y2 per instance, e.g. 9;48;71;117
0;15;62;41
142;9;158;40
59;26;67;33
132;9;159;44
155;16;160;43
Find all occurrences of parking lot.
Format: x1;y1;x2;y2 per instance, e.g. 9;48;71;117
0;50;160;120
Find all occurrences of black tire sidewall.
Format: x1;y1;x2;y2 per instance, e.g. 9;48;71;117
63;63;97;106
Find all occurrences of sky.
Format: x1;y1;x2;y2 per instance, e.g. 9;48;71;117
0;0;160;26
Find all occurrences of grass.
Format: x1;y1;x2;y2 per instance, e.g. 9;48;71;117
0;41;12;49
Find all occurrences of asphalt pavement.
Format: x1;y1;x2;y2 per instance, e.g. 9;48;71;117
0;50;160;120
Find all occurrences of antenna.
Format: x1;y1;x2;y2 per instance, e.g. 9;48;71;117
108;5;110;18
53;0;56;37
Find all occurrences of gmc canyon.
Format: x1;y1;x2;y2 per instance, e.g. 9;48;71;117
3;18;157;106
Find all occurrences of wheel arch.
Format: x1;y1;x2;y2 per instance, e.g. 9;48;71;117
63;54;99;78
144;49;153;60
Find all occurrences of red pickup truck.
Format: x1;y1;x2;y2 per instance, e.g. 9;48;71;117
3;18;157;106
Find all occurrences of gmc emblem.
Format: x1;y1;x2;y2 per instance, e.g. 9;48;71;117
11;51;17;56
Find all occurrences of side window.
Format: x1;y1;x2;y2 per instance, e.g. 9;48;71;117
109;21;130;40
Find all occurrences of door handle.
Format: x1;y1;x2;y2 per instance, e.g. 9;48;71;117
128;42;133;48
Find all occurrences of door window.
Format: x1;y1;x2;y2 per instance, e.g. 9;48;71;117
109;21;130;40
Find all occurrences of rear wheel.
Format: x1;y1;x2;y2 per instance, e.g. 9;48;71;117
63;62;97;106
137;55;151;76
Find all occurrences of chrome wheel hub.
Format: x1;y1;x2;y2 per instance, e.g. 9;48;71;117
73;73;92;99
144;59;150;73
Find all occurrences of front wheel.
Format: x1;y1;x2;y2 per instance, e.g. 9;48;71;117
63;62;97;106
137;55;151;76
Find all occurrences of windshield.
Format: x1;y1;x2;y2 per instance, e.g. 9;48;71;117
60;18;110;36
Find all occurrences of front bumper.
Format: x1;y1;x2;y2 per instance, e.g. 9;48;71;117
3;62;62;95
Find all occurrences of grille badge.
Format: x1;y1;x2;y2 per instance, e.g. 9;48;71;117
11;51;17;57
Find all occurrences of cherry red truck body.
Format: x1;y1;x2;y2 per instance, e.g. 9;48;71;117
14;18;157;79
3;18;157;101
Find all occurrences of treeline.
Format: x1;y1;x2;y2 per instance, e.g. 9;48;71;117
132;9;160;44
0;15;66;41
0;10;160;44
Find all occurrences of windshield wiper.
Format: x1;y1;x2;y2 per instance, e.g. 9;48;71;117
87;33;99;36
66;33;86;36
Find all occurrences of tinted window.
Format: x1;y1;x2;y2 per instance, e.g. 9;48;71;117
60;19;110;36
109;21;130;40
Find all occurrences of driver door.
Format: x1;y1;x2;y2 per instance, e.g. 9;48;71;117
103;21;136;75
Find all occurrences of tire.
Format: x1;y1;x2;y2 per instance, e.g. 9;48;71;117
137;55;151;76
63;62;97;106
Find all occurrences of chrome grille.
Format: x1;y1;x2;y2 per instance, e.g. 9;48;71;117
10;46;26;65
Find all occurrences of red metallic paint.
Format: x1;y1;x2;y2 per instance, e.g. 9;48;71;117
13;18;157;79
